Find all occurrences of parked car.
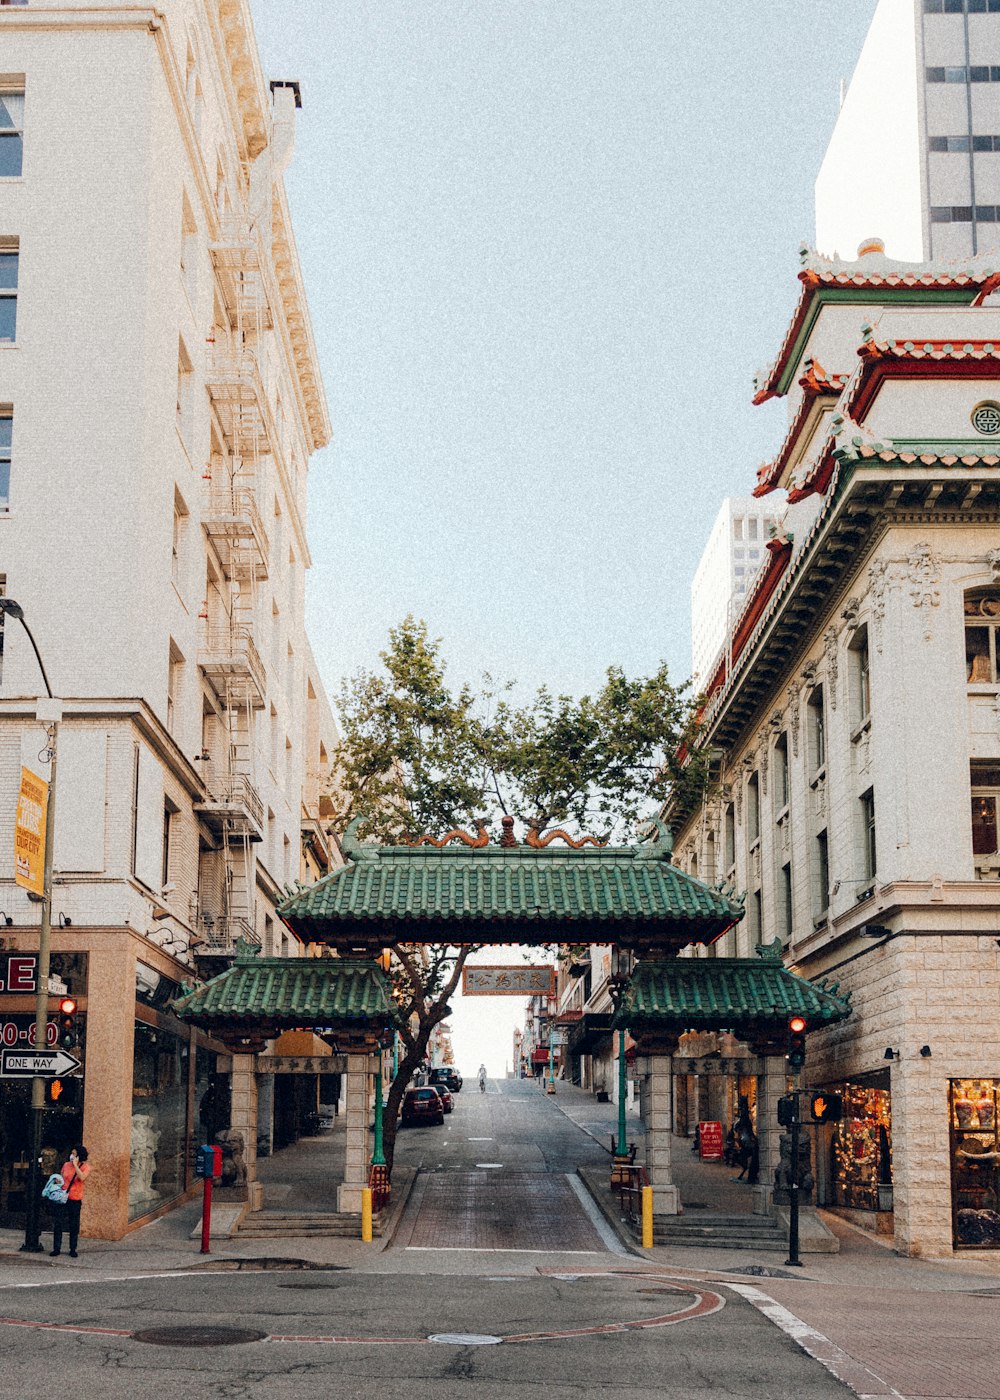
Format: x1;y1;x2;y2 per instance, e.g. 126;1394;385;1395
435;1084;453;1114
430;1067;463;1094
400;1086;445;1126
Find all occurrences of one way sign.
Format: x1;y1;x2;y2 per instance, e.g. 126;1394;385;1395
0;1049;82;1079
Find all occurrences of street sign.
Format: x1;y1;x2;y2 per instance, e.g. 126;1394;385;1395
462;965;556;996
0;1048;81;1078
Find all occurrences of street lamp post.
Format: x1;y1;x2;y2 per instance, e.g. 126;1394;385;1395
546;997;556;1094
608;945;634;1182
0;600;59;1255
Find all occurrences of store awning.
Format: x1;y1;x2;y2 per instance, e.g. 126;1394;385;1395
531;1046;555;1063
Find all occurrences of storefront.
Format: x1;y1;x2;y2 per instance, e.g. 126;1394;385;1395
950;1078;1000;1249
824;1071;893;1215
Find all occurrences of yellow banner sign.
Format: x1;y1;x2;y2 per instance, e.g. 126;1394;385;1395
14;767;47;898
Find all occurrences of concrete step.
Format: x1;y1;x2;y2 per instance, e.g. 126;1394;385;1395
236;1212;382;1239
650;1219;786;1250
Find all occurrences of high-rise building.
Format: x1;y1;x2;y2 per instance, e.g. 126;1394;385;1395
690;497;779;687
0;0;337;1239
816;0;1000;261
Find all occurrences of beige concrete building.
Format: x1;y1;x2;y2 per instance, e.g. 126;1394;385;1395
0;1;337;1238
672;244;1000;1257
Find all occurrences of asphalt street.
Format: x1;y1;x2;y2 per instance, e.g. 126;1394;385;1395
0;1079;995;1399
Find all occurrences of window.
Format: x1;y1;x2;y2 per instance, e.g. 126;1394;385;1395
970;764;1000;856
749;888;762;946
167;643;183;735
180;195;197;309
748;517;759;542
0;86;24;178
0;243;16;342
781;863;793;943
850;627;871;728
774;732;790;811
723;803;735;872
861;789;877;883
808;686;825;772
0;409;10;511
171;489;188;588
733;517;744;541
925;0;1000;10
965;591;1000;682
176;338;193;447
747;771;760;846
0;573;5;684
814;830;830;917
162;805;173;888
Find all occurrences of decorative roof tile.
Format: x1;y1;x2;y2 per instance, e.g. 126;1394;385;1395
753;359;849;498
172;955;392;1026
276;822;744;950
752;246;999;406
622;945;851;1032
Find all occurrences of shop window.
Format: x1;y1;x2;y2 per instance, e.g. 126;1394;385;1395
828;1076;892;1212
130;1020;190;1221
951;1079;1000;1248
965;590;1000;682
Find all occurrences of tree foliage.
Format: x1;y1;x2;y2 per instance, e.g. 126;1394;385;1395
327;616;711;1173
330;614;708;842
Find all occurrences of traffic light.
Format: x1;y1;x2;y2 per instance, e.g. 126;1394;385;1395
810;1092;843;1124
46;1078;64;1105
777;1094;797;1127
787;1015;807;1070
58;997;78;1050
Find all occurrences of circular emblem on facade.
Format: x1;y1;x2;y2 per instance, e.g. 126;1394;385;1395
971;401;1000;436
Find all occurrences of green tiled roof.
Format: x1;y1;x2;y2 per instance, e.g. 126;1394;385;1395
277;824;744;949
621;948;851;1033
171;955;392;1027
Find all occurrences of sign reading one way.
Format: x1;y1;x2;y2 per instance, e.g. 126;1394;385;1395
0;1048;82;1079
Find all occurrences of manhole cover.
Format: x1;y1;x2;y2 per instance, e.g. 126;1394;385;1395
428;1333;502;1346
728;1265;802;1279
132;1325;267;1347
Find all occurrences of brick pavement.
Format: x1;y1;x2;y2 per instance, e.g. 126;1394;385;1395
402;1170;606;1252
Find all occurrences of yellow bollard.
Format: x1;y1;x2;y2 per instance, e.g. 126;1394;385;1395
361;1187;373;1243
641;1186;653;1249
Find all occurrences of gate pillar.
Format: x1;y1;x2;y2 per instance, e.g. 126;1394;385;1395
636;1046;680;1216
229;1051;260;1206
753;1049;787;1215
338;1051;372;1213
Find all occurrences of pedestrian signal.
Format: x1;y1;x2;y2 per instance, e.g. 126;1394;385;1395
810;1092;843;1124
58;997;78;1050
787;1015;807;1070
46;1078;63;1105
777;1094;797;1127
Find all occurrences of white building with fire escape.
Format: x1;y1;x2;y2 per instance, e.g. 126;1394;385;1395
0;0;337;1239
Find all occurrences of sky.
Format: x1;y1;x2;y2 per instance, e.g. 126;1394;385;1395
249;1;877;1074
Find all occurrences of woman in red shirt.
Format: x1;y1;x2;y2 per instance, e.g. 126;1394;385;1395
50;1145;90;1258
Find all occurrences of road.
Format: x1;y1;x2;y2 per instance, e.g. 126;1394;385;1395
0;1079;854;1399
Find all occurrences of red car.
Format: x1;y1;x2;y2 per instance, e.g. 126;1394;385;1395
435;1084;453;1114
401;1086;445;1126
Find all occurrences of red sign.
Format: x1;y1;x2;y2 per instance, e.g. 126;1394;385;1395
699;1120;723;1162
0;954;38;994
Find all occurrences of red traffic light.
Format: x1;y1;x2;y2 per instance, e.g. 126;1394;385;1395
788;1016;807;1034
59;997;77;1015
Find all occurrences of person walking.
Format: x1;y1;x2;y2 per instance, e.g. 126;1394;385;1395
50;1145;90;1258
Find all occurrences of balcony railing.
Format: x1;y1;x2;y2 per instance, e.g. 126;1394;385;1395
203;483;270;577
196;915;260;957
194;765;264;839
198;624;266;707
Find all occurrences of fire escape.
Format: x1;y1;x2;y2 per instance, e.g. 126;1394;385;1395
194;202;272;959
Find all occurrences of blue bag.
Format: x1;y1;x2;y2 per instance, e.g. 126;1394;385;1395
42;1173;68;1205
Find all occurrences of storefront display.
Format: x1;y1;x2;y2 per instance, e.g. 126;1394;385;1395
829;1074;892;1212
950;1078;1000;1249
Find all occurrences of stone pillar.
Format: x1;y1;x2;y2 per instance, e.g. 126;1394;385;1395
230;1052;260;1208
638;1053;680;1215
753;1052;787;1216
80;934;137;1239
256;1073;274;1158
337;1051;371;1213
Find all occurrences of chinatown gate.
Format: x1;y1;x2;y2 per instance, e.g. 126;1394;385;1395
173;818;850;1222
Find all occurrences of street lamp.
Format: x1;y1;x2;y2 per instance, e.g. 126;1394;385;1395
546;996;556;1094
369;1024;394;1207
608;945;634;1167
0;599;60;1254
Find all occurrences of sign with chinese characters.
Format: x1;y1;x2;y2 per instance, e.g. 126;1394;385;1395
462;965;556;996
14;767;47;897
255;1055;348;1075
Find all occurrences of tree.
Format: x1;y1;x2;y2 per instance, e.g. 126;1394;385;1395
328;617;709;1172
